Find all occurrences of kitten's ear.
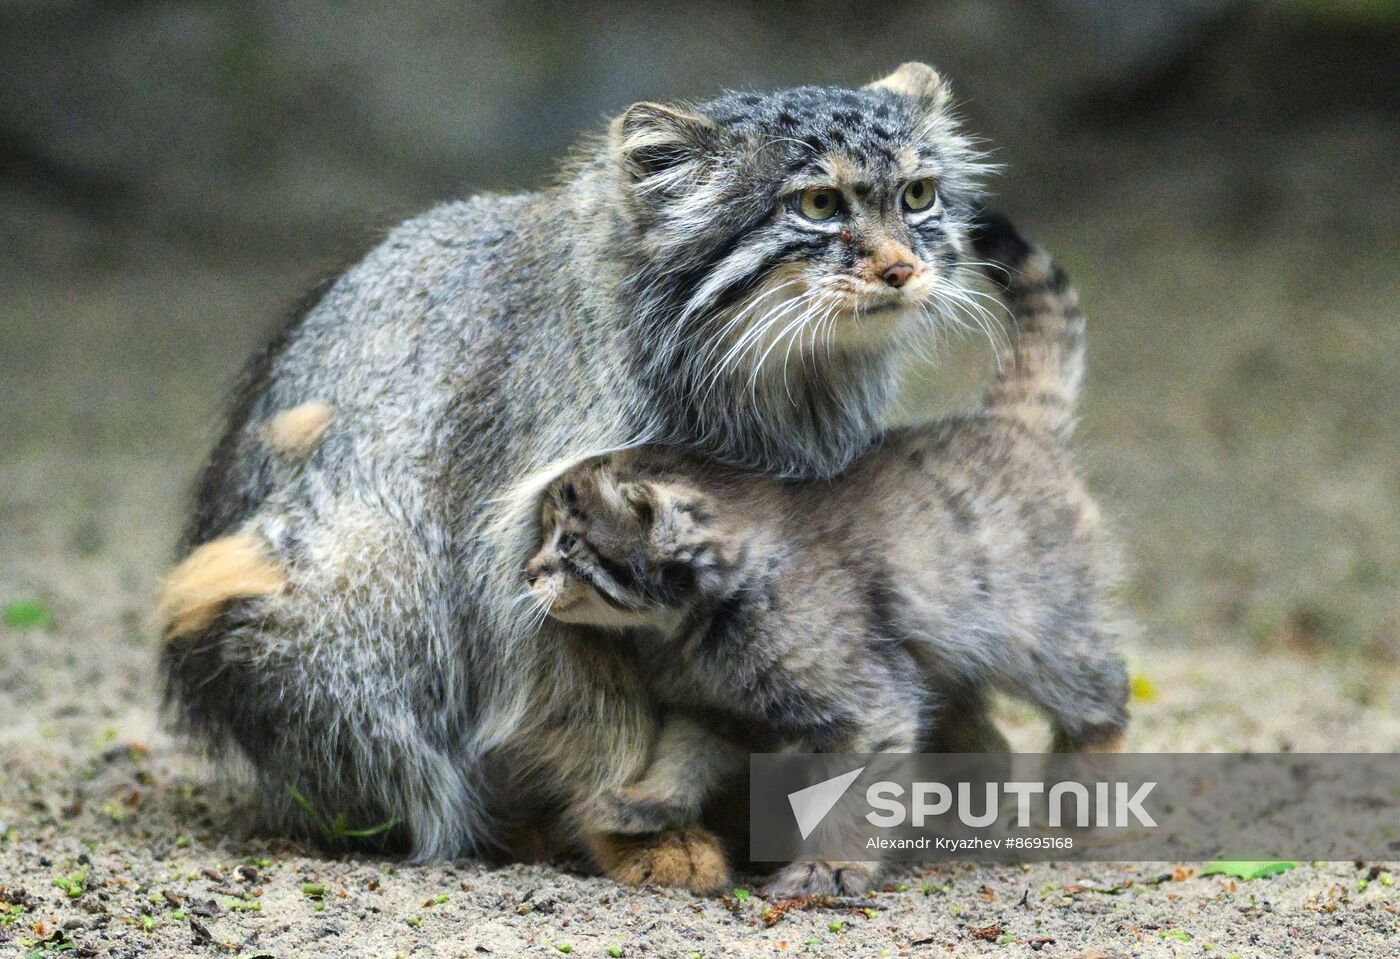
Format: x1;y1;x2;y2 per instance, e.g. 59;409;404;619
866;62;951;112
620;479;698;535
619;481;658;526
611;101;721;185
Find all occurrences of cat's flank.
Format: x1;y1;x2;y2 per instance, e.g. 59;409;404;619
158;64;992;885
525;213;1129;894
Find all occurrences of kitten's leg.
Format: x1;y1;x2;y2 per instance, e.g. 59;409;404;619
1001;632;1129;753
545;693;732;894
922;684;1011;754
586;712;745;835
519;632;733;894
577;769;732;896
764;679;924;898
568;767;734;895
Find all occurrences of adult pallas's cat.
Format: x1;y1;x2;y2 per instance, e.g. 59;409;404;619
158;64;991;889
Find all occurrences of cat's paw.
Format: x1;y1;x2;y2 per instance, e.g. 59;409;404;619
588;827;730;894
585;787;691;836
764;860;878;898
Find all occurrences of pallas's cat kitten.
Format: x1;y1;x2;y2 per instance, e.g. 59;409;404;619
526;214;1129;894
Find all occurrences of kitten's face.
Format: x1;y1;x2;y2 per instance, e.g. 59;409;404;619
524;457;732;631
613;63;986;372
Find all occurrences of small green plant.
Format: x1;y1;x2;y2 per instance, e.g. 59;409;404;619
607;948;624;958
51;870;86;898
286;786;400;840
732;887;750;902
1200;861;1298;880
555;945;573;955
4;600;53;630
225;898;262;912
300;883;326;899
23;931;77;957
827;920;845;933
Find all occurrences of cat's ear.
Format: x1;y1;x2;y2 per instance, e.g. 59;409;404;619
618;481;658;526
611;102;722;186
620;479;702;537
866;62;951;112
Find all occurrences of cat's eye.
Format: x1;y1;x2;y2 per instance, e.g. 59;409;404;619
795;187;842;222
901;178;938;213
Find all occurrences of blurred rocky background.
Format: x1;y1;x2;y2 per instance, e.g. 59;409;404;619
3;0;1398;672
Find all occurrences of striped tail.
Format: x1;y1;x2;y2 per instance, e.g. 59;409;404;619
971;209;1085;439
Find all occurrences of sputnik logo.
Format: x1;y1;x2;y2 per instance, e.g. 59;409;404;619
787;766;865;840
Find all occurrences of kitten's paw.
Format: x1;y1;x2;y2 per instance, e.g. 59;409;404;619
588;827;730;894
585;787;691;836
764;860;878;898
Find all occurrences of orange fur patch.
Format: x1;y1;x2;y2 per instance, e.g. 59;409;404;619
157;533;286;640
588;827;729;894
264;402;333;458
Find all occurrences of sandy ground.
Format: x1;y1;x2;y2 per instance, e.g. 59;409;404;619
3;194;1400;956
3;622;1398;958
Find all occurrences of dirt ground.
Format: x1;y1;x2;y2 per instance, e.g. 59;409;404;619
4;177;1400;956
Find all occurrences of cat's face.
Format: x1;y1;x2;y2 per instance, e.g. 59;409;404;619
524;456;734;631
613;62;987;374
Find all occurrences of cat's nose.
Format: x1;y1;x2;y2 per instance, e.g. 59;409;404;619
525;560;556;585
881;262;915;288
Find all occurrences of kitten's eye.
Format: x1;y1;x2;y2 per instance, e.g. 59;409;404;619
795;187;842;222
901;178;938;213
557;533;579;556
